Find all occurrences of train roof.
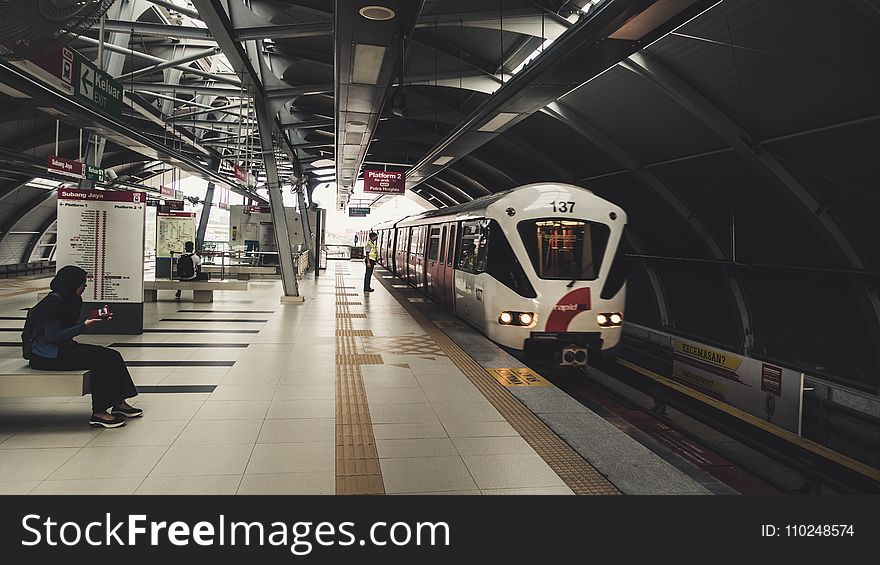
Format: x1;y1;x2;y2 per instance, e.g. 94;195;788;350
375;183;595;230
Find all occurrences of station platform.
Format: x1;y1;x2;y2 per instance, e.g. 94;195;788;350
0;264;716;495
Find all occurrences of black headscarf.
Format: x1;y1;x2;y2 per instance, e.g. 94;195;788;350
47;265;87;325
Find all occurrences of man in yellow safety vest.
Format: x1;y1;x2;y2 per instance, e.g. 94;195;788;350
364;232;378;292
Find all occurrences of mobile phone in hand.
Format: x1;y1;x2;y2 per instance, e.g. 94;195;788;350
89;306;111;319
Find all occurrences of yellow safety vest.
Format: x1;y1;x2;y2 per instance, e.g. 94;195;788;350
365;241;378;261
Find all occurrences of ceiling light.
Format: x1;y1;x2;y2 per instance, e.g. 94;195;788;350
351;44;387;85
347;120;367;127
359;6;396;20
432;156;454;166
478;112;519;132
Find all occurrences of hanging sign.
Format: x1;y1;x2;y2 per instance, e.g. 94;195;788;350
363;170;405;195
48;155;85;179
234;165;249;185
74;52;123;118
11;47;75;95
160;185;175;198
348;207;370;217
85;165;105;183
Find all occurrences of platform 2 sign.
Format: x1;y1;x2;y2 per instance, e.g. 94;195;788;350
75;55;123;118
363;170;405;195
672;337;804;434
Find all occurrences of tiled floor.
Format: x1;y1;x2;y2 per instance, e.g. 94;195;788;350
0;265;709;496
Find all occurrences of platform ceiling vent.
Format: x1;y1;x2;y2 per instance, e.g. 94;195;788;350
0;0;115;61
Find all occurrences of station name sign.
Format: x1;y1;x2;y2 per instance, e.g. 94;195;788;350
48;156;85;178
58;189;146;203
363;170;405;195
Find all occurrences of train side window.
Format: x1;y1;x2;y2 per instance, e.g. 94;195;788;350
447;225;456;267
428;227;441;261
439;226;447;264
486;220;537;298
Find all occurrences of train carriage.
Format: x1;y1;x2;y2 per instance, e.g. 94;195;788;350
368;183;627;365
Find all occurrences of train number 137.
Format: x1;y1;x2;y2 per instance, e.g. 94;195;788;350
551;201;576;213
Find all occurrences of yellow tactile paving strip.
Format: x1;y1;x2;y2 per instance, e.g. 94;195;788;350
376;274;621;495
335;272;385;495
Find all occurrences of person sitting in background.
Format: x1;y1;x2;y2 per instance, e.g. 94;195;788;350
25;265;141;428
175;240;209;299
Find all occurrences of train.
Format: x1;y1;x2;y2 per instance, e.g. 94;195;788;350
360;183;627;366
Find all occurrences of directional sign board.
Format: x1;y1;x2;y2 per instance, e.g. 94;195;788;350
363;170;405;195
85;165;105;183
74;54;123;118
348;207;370;217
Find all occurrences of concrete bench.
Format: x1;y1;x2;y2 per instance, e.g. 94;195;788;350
0;359;90;397
201;265;276;280
144;280;249;303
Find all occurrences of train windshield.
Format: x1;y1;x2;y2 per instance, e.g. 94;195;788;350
517;219;610;280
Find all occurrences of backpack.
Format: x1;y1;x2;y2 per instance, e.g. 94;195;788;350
177;253;195;279
21;292;60;360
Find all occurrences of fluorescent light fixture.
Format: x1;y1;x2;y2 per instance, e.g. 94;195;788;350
478;112;519;132
351;44;387;85
311;167;335;175
312;158;335;167
432;156;454;166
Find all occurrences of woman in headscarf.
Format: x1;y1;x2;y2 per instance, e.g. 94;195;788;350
28;265;141;428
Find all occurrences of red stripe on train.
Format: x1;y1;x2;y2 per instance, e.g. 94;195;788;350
545;288;591;332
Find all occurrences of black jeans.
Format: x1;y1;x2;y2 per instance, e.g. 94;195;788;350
364;259;375;290
30;343;138;413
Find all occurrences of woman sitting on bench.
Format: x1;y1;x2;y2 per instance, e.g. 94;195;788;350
26;265;141;428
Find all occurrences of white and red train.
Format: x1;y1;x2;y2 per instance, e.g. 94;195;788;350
362;183;627;365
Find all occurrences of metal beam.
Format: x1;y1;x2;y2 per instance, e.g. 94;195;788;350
147;0;201;20
421;181;460;207
117;46;221;81
430;175;475;202
255;99;300;297
99;19;214;40
131;82;243;97
74;35;241;86
266;83;334;99
236;22;333;40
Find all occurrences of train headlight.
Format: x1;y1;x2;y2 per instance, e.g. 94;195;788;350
597;313;623;327
499;311;535;326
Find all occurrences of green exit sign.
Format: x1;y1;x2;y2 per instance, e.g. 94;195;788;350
348;207;370;217
85;165;105;182
74;54;123;118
